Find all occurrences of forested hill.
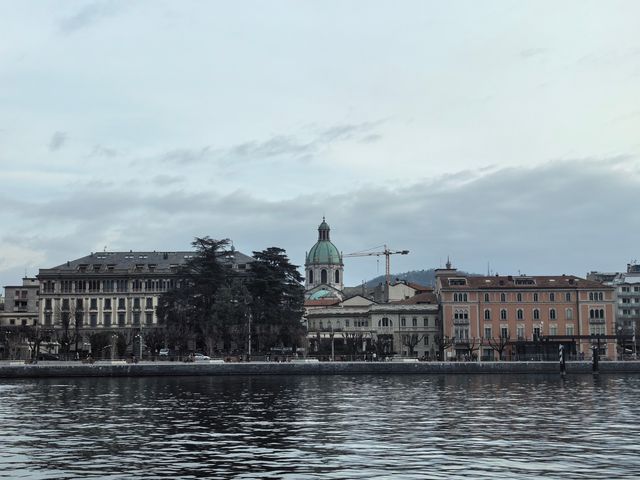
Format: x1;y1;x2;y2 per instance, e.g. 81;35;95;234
363;269;438;288
360;268;478;288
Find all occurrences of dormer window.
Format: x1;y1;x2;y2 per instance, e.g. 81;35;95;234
515;278;536;286
449;278;467;286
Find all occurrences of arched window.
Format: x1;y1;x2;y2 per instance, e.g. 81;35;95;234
517;309;524;320
463;293;468;302
308;269;313;284
500;293;506;302
500;309;507;320
566;308;573;320
600;308;604;318
335;270;340;283
598;292;603;301
321;269;327;284
534;309;540;320
484;309;491;320
589;292;594;301
517;293;522;302
533;293;539;302
550;308;556;320
484;293;490;302
454;293;459;302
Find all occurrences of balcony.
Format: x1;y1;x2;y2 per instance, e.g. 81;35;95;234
453;317;470;325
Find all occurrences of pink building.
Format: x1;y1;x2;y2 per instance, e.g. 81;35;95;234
435;266;616;360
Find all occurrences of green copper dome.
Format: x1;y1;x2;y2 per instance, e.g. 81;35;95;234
306;217;343;266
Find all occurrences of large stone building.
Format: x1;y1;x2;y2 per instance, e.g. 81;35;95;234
36;249;253;353
435;264;616;360
303;219;440;358
306;292;440;359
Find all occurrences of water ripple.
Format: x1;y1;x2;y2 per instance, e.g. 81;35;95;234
1;374;640;478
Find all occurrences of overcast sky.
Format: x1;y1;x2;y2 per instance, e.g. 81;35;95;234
1;0;639;289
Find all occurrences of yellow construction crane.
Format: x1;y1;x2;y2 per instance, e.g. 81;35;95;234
344;244;410;292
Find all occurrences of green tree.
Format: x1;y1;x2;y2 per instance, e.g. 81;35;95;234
246;247;305;353
156;237;232;354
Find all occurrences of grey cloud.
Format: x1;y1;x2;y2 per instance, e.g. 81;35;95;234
49;131;67;151
4;157;638;288
160;146;214;165
520;48;549;59
156;121;383;167
151;175;184;186
90;145;118;158
58;1;120;34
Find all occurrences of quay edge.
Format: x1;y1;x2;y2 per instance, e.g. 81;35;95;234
2;361;640;378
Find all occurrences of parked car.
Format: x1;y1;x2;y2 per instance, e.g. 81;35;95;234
159;348;170;357
37;353;59;361
193;353;210;361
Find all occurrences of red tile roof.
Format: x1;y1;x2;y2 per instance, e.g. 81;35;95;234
439;274;612;290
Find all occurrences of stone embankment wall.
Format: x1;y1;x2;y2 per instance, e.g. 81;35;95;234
1;361;640;378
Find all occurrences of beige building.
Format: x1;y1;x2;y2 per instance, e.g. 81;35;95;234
0;277;39;327
305;292;440;359
435;265;616;360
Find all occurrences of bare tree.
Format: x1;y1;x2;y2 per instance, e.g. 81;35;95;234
401;333;425;357
466;337;481;360
434;335;453;361
487;335;510;361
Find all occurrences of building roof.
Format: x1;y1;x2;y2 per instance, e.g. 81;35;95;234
439;274;611;290
393;292;438;305
304;298;341;307
38;250;254;276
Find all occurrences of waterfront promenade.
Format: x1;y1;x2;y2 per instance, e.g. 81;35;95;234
2;360;640;378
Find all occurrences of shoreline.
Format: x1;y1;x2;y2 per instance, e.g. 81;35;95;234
2;360;640;378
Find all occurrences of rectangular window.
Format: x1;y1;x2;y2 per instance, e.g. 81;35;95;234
118;313;126;326
533;293;539;302
550;325;558;336
45;313;52;326
549;293;555;302
400;318;406;327
565;292;571;302
412;317;417;327
90;298;98;310
423;317;428;327
118;298;126;310
133;312;140;325
501;327;508;338
45;298;52;310
103;280;114;293
345;319;350;327
423;335;429;346
104;298;112;310
133;298;141;309
145;297;153;309
517;325;524;339
146;312;153;325
484;327;492;338
62;299;70;310
566;324;574;336
90;313;97;327
104;313;111;327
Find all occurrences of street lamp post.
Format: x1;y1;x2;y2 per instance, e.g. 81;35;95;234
330;324;335;362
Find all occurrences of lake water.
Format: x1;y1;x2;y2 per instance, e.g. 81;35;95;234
1;374;640;479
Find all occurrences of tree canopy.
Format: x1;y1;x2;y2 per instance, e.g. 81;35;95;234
156;238;305;356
